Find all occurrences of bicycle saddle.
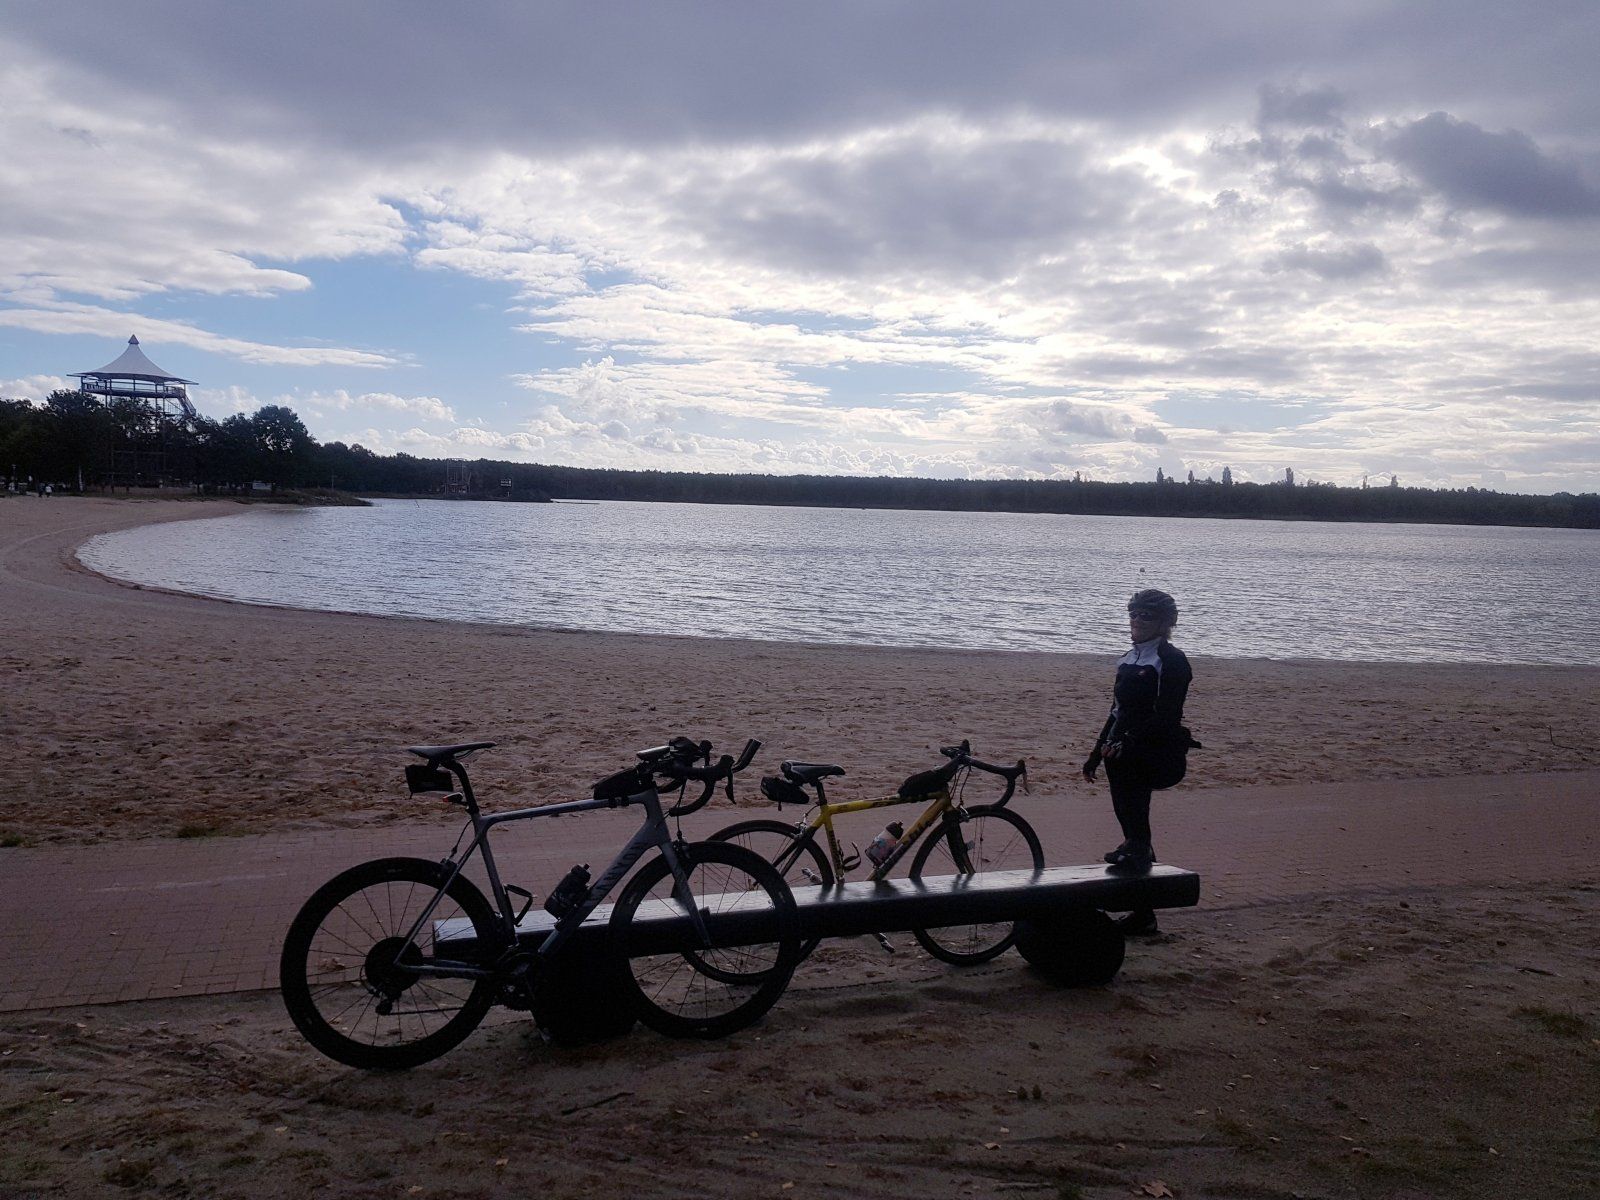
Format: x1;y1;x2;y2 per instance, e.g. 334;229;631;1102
781;761;845;785
405;741;497;765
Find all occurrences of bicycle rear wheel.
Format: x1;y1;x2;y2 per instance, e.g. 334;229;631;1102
280;857;500;1070
908;806;1044;965
608;841;800;1038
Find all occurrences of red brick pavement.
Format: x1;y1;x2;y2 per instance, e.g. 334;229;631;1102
2;769;1596;1013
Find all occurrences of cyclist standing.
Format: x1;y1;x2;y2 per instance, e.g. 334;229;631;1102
1081;588;1194;935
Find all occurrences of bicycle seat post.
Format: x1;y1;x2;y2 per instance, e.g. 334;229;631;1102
444;760;481;816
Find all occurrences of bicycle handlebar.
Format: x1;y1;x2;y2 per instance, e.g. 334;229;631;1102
938;739;1029;807
648;736;763;815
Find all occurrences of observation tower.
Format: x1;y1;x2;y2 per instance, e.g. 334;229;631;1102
72;335;198;422
71;335;199;487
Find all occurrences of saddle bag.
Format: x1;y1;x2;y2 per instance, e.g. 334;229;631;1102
760;775;809;809
897;758;960;799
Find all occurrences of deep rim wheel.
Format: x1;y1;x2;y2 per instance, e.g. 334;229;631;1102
608;841;800;1038
280;857;500;1069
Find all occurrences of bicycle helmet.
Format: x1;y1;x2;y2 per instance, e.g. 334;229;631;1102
1127;588;1179;625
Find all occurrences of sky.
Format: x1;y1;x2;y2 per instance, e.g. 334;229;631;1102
1;2;1597;492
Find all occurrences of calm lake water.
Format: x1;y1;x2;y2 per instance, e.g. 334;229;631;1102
78;499;1600;664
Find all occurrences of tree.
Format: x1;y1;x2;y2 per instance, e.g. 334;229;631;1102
1;398;43;485
1222;466;1233;486
42;390;114;489
250;405;317;489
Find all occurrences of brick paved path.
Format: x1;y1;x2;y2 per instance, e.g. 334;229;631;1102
2;769;1596;1013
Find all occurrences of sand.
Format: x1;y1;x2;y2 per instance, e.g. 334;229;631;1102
2;495;1597;1199
3;496;1598;845
4;886;1596;1199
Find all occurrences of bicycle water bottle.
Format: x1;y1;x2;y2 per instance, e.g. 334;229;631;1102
544;864;591;918
865;822;904;868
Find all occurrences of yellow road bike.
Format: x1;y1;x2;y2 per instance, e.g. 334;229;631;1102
710;741;1042;965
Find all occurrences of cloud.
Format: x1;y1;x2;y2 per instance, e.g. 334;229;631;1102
0;303;396;368
669;124;1160;283
3;7;1600;493
1382;112;1600;218
1257;83;1347;130
1271;240;1388;280
1040;400;1127;440
0;374;70;401
304;390;457;423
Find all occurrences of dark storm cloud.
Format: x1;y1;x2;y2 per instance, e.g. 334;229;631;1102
1423;241;1600;295
1272;241;1388;280
1042;400;1124;439
1382;112;1600;218
675;138;1148;281
1257;83;1348;129
9;1;1600;155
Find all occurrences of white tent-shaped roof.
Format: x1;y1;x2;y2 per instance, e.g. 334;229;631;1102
74;335;196;385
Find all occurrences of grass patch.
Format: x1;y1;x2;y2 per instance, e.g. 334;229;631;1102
174;824;221;839
0;833;24;848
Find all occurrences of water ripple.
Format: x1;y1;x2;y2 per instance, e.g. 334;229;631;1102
77;499;1600;665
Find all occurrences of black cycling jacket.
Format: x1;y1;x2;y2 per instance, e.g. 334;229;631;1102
1093;636;1193;757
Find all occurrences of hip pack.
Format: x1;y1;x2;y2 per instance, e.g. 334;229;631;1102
1146;725;1203;790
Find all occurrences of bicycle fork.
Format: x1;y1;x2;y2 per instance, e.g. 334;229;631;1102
660;839;717;950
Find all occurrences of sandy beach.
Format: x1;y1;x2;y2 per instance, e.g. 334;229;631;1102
2;495;1597;1199
4;497;1598;845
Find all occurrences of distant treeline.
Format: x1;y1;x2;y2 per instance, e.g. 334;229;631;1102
2;391;324;494
4;391;1597;528
405;459;1600;528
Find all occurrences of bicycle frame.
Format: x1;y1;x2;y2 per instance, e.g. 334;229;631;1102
397;778;712;981
779;783;970;882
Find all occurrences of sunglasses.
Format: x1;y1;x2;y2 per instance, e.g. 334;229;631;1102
1127;609;1163;621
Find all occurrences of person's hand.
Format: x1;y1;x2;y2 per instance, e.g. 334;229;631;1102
1102;740;1123;760
1080;751;1102;782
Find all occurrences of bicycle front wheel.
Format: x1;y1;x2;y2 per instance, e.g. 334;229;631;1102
909;805;1044;966
280;857;500;1070
608;841;801;1039
708;818;832;974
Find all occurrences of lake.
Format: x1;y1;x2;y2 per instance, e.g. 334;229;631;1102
78;499;1600;665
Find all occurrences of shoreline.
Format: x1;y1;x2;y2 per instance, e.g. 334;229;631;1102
4;496;1597;1200
68;495;1600;671
4;495;1599;844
